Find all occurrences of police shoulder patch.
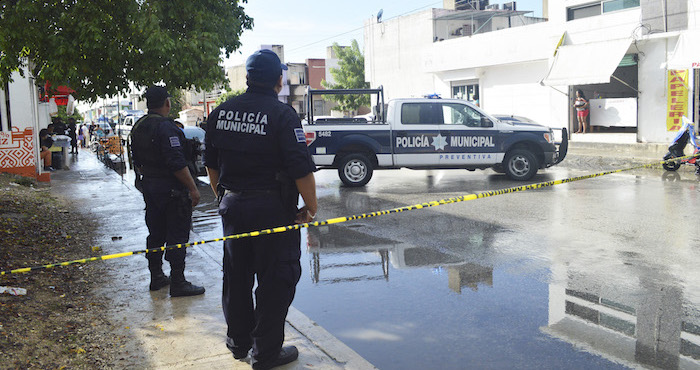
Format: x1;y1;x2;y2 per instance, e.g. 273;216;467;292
294;128;306;143
169;136;181;147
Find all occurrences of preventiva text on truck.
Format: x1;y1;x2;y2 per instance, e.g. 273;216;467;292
303;87;567;187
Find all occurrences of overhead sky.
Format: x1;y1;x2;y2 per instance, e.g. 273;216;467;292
224;0;543;67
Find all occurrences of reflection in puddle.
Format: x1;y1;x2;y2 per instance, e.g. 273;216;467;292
546;260;700;369
306;224;495;294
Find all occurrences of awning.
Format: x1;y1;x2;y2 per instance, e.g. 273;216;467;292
667;30;700;70
541;38;632;86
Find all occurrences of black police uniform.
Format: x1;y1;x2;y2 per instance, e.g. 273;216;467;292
130;113;194;288
204;85;315;364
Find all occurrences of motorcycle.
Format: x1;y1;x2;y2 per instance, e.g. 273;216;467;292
663;116;700;172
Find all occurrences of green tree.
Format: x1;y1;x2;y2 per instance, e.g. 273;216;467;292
168;90;184;120
55;105;81;123
321;40;370;114
214;88;246;106
0;0;252;101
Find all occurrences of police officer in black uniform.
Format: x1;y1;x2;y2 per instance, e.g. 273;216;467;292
204;50;318;370
130;85;205;297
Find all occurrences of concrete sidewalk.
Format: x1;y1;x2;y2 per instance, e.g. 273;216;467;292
48;150;376;370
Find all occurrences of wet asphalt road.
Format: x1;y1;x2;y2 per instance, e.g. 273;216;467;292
189;162;700;369
67;151;700;369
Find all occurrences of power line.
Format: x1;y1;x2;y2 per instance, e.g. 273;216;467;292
286;1;443;52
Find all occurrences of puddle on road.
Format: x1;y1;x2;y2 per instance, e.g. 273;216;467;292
292;223;700;370
187;187;700;370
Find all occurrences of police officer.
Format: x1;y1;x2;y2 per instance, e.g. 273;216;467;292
204;50;317;370
130;85;205;297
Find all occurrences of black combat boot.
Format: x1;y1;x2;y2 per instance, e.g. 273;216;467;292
148;260;170;291
169;268;205;297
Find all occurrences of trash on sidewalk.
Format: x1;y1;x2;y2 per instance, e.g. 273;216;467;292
0;286;27;296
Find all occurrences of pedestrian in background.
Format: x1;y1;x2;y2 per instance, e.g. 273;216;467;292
130;85;205;297
204;49;317;370
80;123;89;147
574;89;589;133
67;117;78;154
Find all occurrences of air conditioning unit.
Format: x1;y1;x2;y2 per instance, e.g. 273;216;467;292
462;25;473;36
503;1;516;10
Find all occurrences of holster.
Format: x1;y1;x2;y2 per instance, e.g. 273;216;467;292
276;172;299;212
216;183;225;206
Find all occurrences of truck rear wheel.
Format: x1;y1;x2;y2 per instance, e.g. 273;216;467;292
503;149;538;181
338;154;373;187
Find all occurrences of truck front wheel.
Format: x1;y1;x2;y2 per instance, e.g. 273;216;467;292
338;154;373;187
503;149;538;181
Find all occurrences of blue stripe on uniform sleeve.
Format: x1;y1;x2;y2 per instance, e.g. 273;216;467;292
294;128;306;143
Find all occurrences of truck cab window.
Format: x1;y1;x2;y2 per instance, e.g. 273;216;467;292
401;103;438;125
441;103;490;127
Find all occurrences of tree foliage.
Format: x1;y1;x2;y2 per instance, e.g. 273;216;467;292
214;88;246;106
55;105;82;123
321;40;369;114
0;0;252;101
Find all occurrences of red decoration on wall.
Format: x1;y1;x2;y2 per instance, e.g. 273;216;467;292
0;127;37;178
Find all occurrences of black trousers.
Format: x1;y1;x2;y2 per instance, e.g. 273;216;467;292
220;192;301;363
142;177;191;269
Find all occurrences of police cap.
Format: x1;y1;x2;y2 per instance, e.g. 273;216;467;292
144;85;170;109
246;49;288;88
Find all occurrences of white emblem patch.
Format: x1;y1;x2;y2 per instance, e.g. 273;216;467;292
169;136;181;147
431;134;448;151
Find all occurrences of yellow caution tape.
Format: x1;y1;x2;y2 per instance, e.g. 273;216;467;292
0;155;696;276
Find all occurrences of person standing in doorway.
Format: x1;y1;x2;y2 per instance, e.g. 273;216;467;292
130;85;205;297
204;49;317;369
574;89;589;133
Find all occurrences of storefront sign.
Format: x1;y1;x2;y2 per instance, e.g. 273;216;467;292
667;70;689;131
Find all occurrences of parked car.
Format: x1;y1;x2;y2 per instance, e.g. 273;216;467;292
492;114;541;126
182;125;206;177
115;113;145;142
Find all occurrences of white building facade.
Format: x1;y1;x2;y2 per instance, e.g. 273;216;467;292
365;0;700;143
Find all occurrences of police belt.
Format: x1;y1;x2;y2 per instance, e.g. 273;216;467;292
223;189;279;197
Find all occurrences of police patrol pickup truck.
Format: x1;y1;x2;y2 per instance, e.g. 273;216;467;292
304;87;567;187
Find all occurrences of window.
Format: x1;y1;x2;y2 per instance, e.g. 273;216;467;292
441;103;492;127
401;103;438;124
567;0;639;20
603;0;639;13
452;83;479;105
567;3;601;20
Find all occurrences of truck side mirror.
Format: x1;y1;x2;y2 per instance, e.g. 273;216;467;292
481;117;493;128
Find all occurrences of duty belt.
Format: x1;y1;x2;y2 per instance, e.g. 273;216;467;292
223;189;279;196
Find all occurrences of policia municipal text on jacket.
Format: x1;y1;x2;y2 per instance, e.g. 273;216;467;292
204;49;318;370
130;85;205;298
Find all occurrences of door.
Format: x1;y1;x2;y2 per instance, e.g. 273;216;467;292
392;102;441;166
436;102;502;166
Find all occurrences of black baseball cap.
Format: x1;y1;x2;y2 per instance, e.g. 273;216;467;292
246;49;288;88
144;85;170;109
